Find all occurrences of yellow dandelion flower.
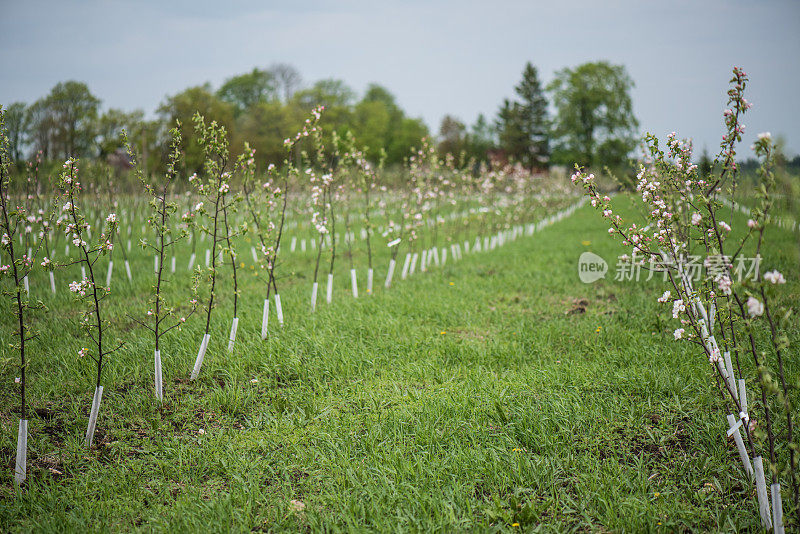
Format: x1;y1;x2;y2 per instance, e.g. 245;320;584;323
582;240;591;246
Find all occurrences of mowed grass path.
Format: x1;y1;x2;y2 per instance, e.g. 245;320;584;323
2;201;797;532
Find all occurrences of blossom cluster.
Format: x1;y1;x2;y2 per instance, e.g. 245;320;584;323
69;279;91;297
572;67;787;379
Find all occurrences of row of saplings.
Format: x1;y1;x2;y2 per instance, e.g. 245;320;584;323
1;106;553;489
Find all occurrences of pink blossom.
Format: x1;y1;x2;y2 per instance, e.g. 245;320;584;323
716;275;732;295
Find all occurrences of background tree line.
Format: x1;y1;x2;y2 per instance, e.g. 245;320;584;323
3;63;428;177
439;60;800;175
9;59;792;179
437;60;640;172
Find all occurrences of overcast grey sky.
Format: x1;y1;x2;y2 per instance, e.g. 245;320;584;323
2;0;799;156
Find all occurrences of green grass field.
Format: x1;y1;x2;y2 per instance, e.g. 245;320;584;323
2;197;799;532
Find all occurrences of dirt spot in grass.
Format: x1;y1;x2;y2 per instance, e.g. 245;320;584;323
31;451;65;477
272;375;299;389
593;425;660;463
488;293;535;315
258;369;301;389
172;375;229;392
597;414;695;466
631;439;661;457
494;294;525;305
566;298;589;315
451;327;491;342
91;427;113;452
114;381;137;395
553;292;619;317
664;417;692;453
121;419;152;439
192;408;224;431
473;481;492;499
289;469;309;484
260;469;310;500
597;293;618;316
590;288;617;302
169;482;186;498
10;403;70;445
0;449;65;495
34;406;58;420
42;419;68;445
201;479;230;500
10;404;61;420
699;481;719;494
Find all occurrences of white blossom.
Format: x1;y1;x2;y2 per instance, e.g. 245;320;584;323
764;270;786;284
672;299;685;319
746;297;764;317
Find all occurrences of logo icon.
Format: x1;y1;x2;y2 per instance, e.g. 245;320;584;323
578;252;608;283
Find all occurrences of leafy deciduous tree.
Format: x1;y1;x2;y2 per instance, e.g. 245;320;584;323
437;115;466;158
158;85;235;173
217;68;277;116
47;81;101;159
4;102;27;164
548;61;638;168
